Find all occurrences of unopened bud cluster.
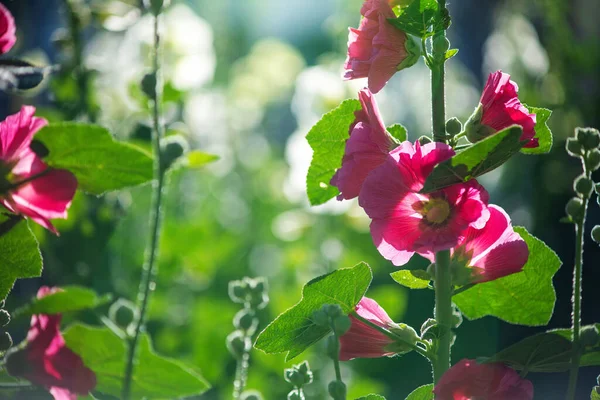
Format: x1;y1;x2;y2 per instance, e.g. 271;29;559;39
109;298;139;335
284;361;313;400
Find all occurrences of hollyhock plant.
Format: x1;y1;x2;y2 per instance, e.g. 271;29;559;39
0;106;77;234
5;287;97;400
433;359;534;400
359;141;490;266
465;70;538;148
0;3;16;55
330;88;396;200
421;205;529;285
344;0;420;93
339;297;417;360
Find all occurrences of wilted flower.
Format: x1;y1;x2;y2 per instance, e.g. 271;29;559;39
331;88;395;200
6;287;97;400
344;0;420;93
465;71;537;147
359;141;490;266
0;106;77;234
433;359;534;400
0;3;16;54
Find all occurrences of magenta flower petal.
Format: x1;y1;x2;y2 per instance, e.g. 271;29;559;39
433;359;534;400
0;105;47;162
0;3;16;55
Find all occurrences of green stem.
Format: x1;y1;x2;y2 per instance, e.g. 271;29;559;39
566;170;590;400
121;12;166;400
330;319;343;383
432;250;452;384
233;350;250;399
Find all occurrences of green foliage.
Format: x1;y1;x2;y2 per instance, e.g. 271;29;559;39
388;0;450;38
390;270;430;289
13;286;111;317
592;388;600;400
357;395;387;400
405;384;434;400
306;99;361;205
63;324;209;399
453;227;561;326
254;262;372;360
35;123;154;195
421;125;525;193
387;124;407;144
521;106;553;154
186;151;219;168
0;216;42;301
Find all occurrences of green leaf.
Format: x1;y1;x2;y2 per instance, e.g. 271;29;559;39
520;106;553;155
185;151;219;168
35;123;154;195
445;49;459;60
13;286;112;318
487;331;572;372
63;324;209;399
546;325;600;368
390;270;430;289
255;262;372;360
405;384;434;400
306;99;361;205
592;388;600;400
387;124;407;144
0;59;49;92
388;0;449;38
356;395;386;400
0;216;42;301
454;227;561;326
421;125;526;193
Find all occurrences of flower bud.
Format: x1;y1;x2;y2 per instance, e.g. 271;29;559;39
565;197;585;221
229;280;248;304
108;299;139;331
143;0;171;15
591;226;600;243
576;127;600;150
566;138;583;157
141;72;157;99
322;304;343;319
226;331;250;359
240;390;263;400
328;381;347;400
247;277;269;309
445;118;462;136
326;335;340;360
296;361;313;385
311;309;329;327
287;389;304;400
388;323;419;353
580;325;600;347
332;314;351;336
418;135;432;145
0;331;12;352
233;308;258;334
433;36;450;58
586;149;600;171
574;175;594;197
284;369;303;388
0;310;10;327
160;135;189;172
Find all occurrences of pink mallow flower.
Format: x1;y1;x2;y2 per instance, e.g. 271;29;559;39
330;88;396;200
433;359;534;400
344;0;420;93
0;3;16;55
339;297;417;361
422;205;528;285
0;106;77;234
465;71;537;148
359;141;490;266
6;287;97;400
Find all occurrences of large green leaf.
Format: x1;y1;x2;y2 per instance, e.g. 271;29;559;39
388;0;449;38
421;125;525;193
453;227;561;326
13;286;112;317
35;123;153;195
0;216;42;301
63;324;209;399
405;384;434;400
387;124;407;144
255;262;372;360
390;270;430;289
521;106;553;155
306;99;361;205
356;395;386;400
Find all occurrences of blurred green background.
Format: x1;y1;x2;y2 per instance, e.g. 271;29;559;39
2;0;600;398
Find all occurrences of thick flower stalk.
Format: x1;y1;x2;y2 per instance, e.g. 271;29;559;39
331;88;396;200
464;71;537;147
0;3;16;54
344;0;420;93
358;141;490;266
5;287;97;400
433;359;534;400
0;106;77;234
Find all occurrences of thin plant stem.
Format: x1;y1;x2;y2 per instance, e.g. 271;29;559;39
121;12;166;400
330;317;343;383
432;250;452;384
566;167;591;400
233;350;250;399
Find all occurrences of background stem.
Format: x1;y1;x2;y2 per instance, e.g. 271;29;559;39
121;12;166;400
432;250;452;384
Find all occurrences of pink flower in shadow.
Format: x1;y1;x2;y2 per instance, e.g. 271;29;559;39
0;3;16;55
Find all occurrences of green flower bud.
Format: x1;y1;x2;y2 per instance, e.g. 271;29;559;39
240;390;263;400
433;36;450;58
0;310;10;327
464;104;497;143
228;280;249;304
287;389;304;400
388;323;419;354
247;277;269;309
586;149;600;171
284;369;304;388
565;197;585;221
591;226;600;244
160;135;189;172
574;175;594;197
328;381;347;400
418;135;432;145
108;299;139;332
143;0;171;15
296;361;313;385
233;308;258;334
226;331;250;359
580;325;600;347
566;138;583;157
311;309;330;327
0;331;12;352
326;335;340;360
445;118;462;136
322;304;343;319
141;72;157;99
332;314;351;336
576;127;600;150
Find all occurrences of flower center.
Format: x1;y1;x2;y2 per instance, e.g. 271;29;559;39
421;197;451;225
